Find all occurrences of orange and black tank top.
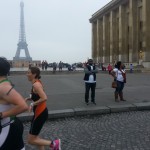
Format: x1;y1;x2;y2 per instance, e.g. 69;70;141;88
31;87;40;102
31;80;47;118
31;80;42;102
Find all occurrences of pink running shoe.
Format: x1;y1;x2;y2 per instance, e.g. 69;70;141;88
50;139;61;150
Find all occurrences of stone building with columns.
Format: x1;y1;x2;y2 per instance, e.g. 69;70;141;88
89;0;150;68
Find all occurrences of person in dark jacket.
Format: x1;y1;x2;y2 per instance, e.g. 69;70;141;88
84;59;98;105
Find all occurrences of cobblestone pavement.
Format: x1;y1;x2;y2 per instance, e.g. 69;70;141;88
23;111;150;150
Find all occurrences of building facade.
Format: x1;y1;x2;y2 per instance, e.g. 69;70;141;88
89;0;150;68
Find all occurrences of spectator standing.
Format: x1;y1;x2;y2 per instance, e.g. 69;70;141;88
84;59;98;105
44;60;48;71
41;61;45;70
52;62;57;73
72;64;76;71
26;66;61;150
111;61;126;102
58;61;63;71
107;64;112;74
130;64;133;73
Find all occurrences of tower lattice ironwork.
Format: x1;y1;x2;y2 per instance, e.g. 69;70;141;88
13;1;32;61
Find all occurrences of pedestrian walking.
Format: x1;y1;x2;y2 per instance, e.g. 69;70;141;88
52;62;57;73
107;64;112;74
26;66;61;150
0;57;28;150
130;64;133;73
44;60;48;71
41;61;45;70
111;61;126;102
84;59;98;105
58;61;63;71
29;62;32;69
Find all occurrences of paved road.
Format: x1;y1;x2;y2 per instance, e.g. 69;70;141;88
7;72;150;149
8;72;150;111
23;111;150;150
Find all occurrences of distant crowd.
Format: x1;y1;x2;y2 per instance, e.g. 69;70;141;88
9;59;134;74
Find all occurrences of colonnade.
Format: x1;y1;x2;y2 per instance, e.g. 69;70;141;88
90;0;150;67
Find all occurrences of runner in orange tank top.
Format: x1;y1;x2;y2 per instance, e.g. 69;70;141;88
26;66;61;150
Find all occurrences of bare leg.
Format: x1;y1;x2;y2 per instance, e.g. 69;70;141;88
27;134;52;150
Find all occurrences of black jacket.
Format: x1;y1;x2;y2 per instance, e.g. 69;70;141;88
84;65;97;81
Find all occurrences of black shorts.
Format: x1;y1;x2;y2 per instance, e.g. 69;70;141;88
0;118;24;150
29;108;48;135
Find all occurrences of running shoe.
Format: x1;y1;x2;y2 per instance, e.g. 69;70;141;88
50;139;61;150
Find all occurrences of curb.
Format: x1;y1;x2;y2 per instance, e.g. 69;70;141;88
18;102;150;122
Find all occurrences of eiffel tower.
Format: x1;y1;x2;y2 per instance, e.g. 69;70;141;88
13;1;32;61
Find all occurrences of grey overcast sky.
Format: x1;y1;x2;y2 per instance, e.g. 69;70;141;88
0;0;111;64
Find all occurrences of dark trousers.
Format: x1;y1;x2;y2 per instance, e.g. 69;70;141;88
85;82;96;103
116;81;124;94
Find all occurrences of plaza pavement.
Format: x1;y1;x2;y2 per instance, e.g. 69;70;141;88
7;70;150;120
8;70;150;150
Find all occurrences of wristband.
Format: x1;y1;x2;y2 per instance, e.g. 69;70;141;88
30;102;34;107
